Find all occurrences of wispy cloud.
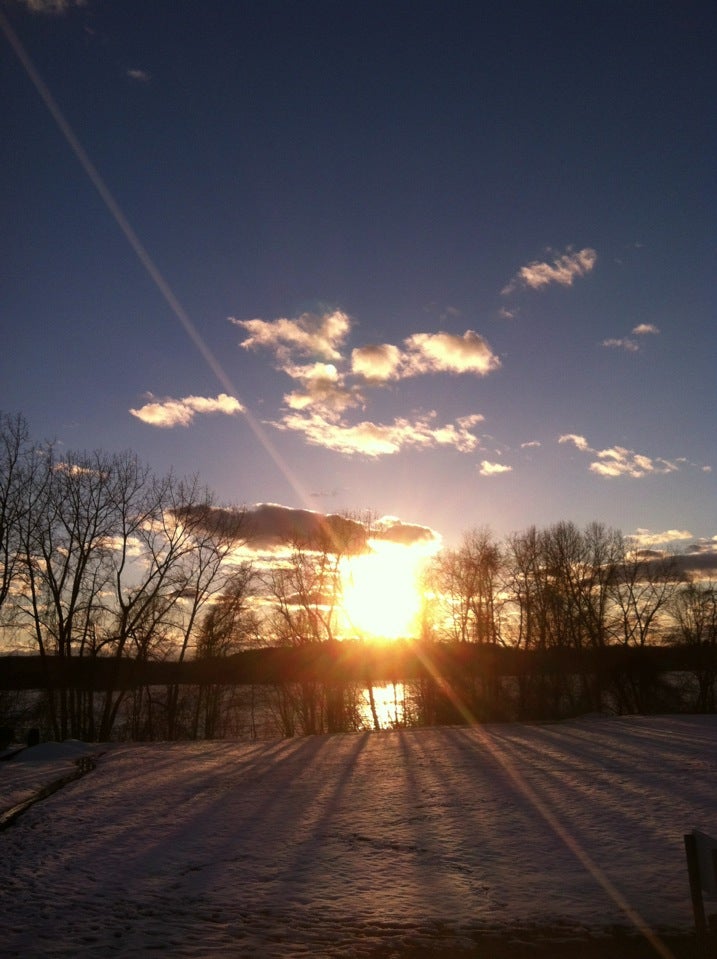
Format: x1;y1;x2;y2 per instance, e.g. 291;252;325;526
602;322;660;352
126;68;151;83
479;460;512;477
17;0;86;12
272;410;483;457
559;434;680;478
602;337;639;352
502;247;597;295
130;393;243;428
521;440;541;449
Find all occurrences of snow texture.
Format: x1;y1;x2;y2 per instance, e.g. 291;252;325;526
0;716;715;957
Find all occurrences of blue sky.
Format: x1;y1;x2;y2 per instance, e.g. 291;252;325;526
2;0;715;552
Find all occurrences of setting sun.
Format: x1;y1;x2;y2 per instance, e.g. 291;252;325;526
341;542;428;638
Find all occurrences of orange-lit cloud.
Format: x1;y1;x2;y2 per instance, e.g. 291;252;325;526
590;448;677;478
479;460;512;476
629;528;693;547
352;331;500;382
130;392;243;428
351;343;403;381
235;311;500;385
559;434;680;478
281;362;361;413
273;409;483;457
558;433;591;452
232;310;350;362
402;330;501;376
230;309;498;456
502;247;597;294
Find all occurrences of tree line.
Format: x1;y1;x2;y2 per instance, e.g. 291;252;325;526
1;412;715;743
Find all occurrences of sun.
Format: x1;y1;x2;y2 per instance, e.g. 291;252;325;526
341;542;427;639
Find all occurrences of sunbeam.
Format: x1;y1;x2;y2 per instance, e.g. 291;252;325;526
0;10;313;515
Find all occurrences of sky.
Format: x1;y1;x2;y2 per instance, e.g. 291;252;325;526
1;0;715;553
2;717;716;956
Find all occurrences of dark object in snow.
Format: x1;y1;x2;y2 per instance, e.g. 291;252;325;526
685;829;717;958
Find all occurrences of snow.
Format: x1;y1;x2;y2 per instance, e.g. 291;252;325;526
0;716;715;957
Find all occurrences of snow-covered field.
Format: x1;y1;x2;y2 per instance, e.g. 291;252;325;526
1;716;715;958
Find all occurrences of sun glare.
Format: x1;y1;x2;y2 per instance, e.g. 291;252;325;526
342;542;428;639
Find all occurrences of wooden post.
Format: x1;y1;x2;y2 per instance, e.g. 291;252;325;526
684;832;709;957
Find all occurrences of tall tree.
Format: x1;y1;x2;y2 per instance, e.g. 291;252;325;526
263;516;365;734
191;563;259;739
670;578;717;711
429;527;503;644
0;413;35;622
19;448;130;738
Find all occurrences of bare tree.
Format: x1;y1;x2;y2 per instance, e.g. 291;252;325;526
608;541;678;648
262;516;366;734
95;473;239;741
191;563;259;739
0;413;35;623
670;578;717;711
429;527;503;645
18;448;128;738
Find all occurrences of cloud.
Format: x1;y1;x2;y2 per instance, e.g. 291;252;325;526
17;0;86;12
479;460;512;477
351;331;500;382
126;68;151;83
273;410;483;457
234;312;499;385
558;434;591;452
502;247;597;294
232;310;351;363
129;393;243;428
559;434;680;478
602;337;639;352
179;503;440;553
232;309;498;455
402;330;501;376
627;535;717;579
521;440;541;449
281;362;361;414
590;448;678;478
629;528;694;547
372;517;441;548
351;344;403;381
602;323;659;352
